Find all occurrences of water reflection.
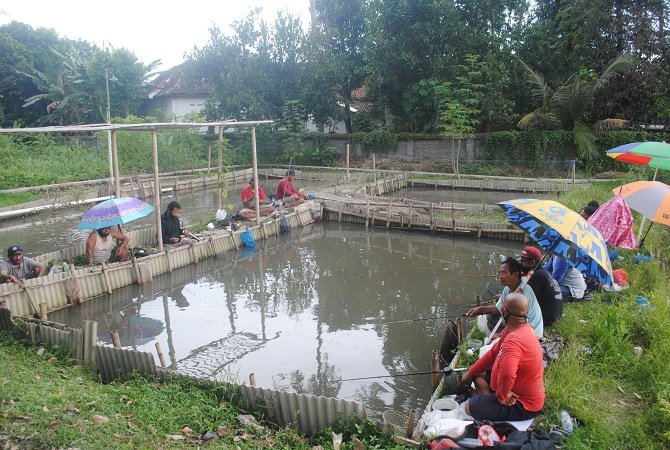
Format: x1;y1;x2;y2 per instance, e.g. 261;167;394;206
48;221;520;417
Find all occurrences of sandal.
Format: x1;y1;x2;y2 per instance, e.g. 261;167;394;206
548;427;570;442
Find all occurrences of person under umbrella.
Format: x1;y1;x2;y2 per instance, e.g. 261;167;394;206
86;227;130;266
543;254;587;302
519;246;563;326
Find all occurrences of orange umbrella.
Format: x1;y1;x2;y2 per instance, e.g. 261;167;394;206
614;180;670;247
614;181;670;226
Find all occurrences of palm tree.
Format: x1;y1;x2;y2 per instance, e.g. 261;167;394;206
517;54;634;160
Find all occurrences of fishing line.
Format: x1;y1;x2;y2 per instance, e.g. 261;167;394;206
337;368;468;383
360;300;494;327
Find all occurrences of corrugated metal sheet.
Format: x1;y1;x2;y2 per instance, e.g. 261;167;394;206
95;345;158;383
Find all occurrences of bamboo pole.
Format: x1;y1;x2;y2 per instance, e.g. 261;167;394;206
405;409;416;438
346;144;350;180
217;126;223;211
39;303;47;320
111;330;121;348
100;262;112;294
249;373;257;387
156;342;167;368
431;350;440;391
17;280;40;317
152;131;163;252
112;131;120;198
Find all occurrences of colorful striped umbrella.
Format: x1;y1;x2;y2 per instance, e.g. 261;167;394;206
498;198;613;285
606;141;670;177
78;197;155;230
614;181;670;227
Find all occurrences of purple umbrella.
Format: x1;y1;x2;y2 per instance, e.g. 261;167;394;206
78;197;155;230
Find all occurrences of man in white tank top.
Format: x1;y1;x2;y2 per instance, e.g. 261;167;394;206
86;227;130;266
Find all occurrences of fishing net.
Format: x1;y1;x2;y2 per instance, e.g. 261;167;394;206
479;281;501;304
63;272;82;305
382;410;408;428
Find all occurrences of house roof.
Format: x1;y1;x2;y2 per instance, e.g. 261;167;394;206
146;63;210;99
350;86;373;112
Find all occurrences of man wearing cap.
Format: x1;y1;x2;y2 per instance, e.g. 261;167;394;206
519;246;563;326
239;177;276;220
0;245;46;283
275;170;308;207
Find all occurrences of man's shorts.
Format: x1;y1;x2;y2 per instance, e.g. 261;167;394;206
468;393;540;422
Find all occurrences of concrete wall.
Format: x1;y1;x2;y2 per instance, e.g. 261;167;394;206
306;134;487;162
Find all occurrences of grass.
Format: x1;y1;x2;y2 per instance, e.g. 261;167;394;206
0;191;42;207
0;332;407;449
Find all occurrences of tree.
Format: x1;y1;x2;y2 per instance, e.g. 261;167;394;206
312;0;368;133
437;55;485;177
516;54;635;160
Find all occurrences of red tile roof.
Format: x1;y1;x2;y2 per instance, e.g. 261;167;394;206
146;63;210;99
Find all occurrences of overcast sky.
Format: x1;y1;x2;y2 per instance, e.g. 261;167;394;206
0;0;311;71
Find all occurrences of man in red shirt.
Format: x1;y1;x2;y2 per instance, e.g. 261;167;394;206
239;177;276;220
275;170;308;207
460;292;545;422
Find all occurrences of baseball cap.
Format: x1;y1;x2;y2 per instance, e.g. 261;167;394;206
520;246;542;262
287;169;296;176
7;245;23;257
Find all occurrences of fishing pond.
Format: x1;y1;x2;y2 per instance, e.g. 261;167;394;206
46;220;519;418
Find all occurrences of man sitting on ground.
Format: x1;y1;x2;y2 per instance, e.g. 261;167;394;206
0;245;46;283
466;257;544;338
460;293;545;422
544;254;587;302
86;227;130;266
519;246;563;326
275;169;308;207
239;177;276;220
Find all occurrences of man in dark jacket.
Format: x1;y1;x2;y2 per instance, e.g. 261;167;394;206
520;246;563;326
161;201;190;245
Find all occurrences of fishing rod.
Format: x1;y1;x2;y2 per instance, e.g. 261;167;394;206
337;367;468;383
359;299;496;327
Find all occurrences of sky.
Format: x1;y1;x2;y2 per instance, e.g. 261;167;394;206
0;0;311;71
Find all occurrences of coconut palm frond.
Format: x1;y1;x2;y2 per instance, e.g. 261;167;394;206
516;57;552;107
517;110;562;130
594;118;630;132
594;54;635;91
573;121;598;160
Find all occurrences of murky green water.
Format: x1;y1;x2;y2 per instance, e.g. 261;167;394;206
47;221;518;418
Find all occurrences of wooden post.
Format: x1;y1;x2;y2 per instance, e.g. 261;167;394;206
112;131;120;198
165;251;172;273
39;303;47;321
386;202;392;228
431;350;440;391
100;263;112;294
152;131;163;252
190;243;199;264
451;205;456;233
429;203;434;231
207;144;212;176
408;202;413;229
373;153;376;185
365;200;370;228
217;126;223;211
156;342;167;368
571;160;576;190
405;409;416;438
19;280;40;317
249;373;257;387
111;330;121;348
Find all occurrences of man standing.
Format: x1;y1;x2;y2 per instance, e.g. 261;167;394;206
239;177;276;220
275;170;308;207
0;245;46;283
86;227;130;265
460;293;545;422
519;246;563;326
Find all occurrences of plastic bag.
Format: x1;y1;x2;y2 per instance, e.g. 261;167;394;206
241;227;256;248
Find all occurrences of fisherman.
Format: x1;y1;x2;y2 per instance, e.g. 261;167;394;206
579;200;599;221
519;246;563;326
466;257;544;338
275;169;308;207
239;177;276;220
543;254;587;302
460;293;545;422
161;201;191;245
0;245;46;283
85;227;130;265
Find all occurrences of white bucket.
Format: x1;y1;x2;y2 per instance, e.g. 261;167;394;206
432;398;459;419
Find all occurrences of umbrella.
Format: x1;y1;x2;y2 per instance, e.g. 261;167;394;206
615;181;670;248
498;198;613;285
587;194;637;249
606;141;670;179
78;197;155;230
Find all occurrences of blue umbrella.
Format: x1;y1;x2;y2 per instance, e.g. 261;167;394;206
78;197;155;230
498;199;613;285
